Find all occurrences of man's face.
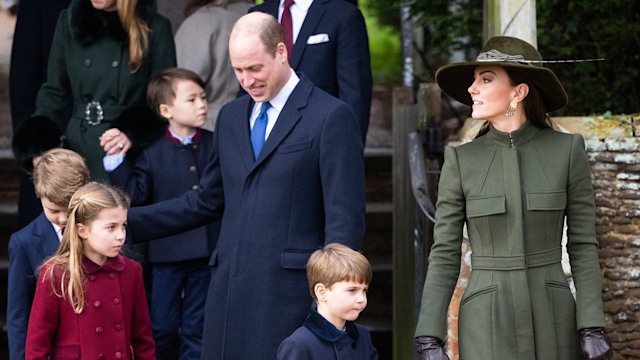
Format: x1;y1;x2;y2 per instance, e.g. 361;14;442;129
230;33;289;103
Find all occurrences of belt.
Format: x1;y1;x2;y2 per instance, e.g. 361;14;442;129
471;247;562;270
73;101;129;126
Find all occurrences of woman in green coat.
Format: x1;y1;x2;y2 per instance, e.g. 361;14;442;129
414;36;612;360
16;0;175;180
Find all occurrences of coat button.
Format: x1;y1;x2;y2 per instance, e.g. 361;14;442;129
113;298;121;305
89;275;96;281
114;324;122;332
84;59;92;66
109;273;116;279
98;354;105;360
93;300;101;308
115;351;123;359
192;144;198;150
95;326;103;334
192;184;200;190
189;165;197;172
111;60;119;68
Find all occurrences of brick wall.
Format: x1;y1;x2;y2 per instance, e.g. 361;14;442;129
446;115;640;359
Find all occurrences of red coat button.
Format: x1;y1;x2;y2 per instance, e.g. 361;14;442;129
95;326;103;334
109;273;116;279
93;301;101;308
113;298;121;305
89;275;96;281
114;324;122;331
115;351;123;359
98;354;105;360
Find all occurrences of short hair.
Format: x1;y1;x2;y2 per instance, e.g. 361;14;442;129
231;12;284;57
147;67;206;116
32;148;90;207
306;243;372;300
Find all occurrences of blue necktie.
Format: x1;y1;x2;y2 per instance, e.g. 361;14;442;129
251;102;271;159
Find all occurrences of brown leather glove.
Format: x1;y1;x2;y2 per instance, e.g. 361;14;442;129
580;327;613;360
416;336;450;360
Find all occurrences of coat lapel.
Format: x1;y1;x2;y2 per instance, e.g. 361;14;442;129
231;97;259;171
289;0;327;69
251;76;313;170
34;214;61;258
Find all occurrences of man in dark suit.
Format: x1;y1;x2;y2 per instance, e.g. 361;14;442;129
249;0;372;141
127;12;366;359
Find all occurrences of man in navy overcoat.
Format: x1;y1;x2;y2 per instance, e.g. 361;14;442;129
249;0;373;141
127;12;366;359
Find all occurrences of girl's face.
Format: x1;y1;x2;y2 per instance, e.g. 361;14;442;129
77;206;127;266
467;65;518;122
91;0;118;12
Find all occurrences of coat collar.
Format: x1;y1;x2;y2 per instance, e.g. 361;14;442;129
82;255;126;273
68;0;156;45
303;304;360;343
485;120;540;148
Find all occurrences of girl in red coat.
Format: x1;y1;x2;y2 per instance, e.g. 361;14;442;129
26;182;155;360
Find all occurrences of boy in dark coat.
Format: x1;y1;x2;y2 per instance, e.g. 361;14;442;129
277;243;378;360
7;148;91;360
102;68;218;360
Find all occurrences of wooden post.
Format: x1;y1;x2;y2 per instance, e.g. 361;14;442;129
392;86;417;360
484;0;537;45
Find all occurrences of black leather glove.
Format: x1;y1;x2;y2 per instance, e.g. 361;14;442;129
416;336;450;360
580;327;613;360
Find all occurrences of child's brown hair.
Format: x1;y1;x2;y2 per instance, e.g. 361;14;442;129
32;148;90;207
306;243;372;300
147;67;206;117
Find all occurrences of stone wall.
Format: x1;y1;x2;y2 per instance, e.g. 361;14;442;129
446;115;640;359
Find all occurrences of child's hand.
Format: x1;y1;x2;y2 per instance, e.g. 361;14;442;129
100;128;131;155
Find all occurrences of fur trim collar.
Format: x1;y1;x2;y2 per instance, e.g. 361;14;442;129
68;0;156;45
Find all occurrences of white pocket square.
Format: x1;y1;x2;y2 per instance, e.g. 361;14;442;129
307;33;330;45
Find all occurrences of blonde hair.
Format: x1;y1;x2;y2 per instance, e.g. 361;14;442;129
41;182;130;313
306;243;372;300
117;0;149;71
33;148;90;207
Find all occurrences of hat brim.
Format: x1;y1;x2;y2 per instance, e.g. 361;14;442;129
435;61;568;113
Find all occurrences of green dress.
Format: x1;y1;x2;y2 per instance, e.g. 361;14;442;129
416;121;606;359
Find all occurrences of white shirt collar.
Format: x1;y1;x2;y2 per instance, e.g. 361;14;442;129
51;222;63;242
268;69;300;113
280;0;313;12
168;127;197;145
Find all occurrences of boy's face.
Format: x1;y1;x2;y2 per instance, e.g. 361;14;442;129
41;198;68;232
160;79;207;133
317;280;368;329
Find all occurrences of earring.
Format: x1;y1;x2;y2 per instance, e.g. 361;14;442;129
505;99;517;117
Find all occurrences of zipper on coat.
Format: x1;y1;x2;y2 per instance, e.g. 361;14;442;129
508;132;515;147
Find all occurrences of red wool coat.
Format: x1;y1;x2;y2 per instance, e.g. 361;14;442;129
26;255;155;360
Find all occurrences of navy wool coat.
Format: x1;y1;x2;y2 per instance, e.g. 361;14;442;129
108;129;218;262
7;213;61;360
128;75;366;359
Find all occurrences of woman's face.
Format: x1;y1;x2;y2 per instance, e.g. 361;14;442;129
91;0;118;11
467;65;518;122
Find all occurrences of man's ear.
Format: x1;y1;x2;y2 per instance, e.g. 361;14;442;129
314;283;328;302
276;42;288;63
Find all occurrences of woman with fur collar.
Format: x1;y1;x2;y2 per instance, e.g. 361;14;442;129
13;0;175;180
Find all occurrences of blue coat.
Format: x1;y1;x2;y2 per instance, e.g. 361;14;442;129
7;212;60;360
128;75;366;359
108;128;218;263
277;306;378;360
250;0;373;140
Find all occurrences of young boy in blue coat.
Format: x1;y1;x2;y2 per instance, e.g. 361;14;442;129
7;148;91;360
101;67;218;360
277;243;378;360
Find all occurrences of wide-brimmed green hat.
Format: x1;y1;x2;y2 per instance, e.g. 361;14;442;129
435;36;568;112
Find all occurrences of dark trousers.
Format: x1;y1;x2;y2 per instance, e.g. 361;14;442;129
150;258;210;360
